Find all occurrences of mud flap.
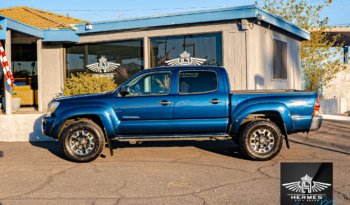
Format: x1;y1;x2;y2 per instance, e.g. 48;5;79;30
104;128;114;156
107;137;114;156
282;124;290;149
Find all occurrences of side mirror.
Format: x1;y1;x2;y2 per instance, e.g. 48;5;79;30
120;85;130;96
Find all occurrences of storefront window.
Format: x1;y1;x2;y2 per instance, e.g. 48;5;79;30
150;33;223;68
66;39;144;85
11;44;38;108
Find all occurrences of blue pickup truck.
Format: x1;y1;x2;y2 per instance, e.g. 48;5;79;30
42;66;322;162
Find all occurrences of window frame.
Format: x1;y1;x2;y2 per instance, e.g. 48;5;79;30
177;70;218;95
272;37;288;81
125;71;172;97
149;33;223;68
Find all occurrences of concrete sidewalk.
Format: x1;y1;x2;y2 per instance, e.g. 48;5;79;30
0;120;349;204
321;114;350;121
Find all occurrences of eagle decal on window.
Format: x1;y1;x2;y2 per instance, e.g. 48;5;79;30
86;56;121;73
165;51;207;66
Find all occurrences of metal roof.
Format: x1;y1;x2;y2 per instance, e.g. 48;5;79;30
1;5;310;42
72;5;310;40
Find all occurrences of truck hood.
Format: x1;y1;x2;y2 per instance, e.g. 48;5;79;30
54;92;114;102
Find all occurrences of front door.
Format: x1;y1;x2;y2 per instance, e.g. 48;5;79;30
114;71;174;135
173;69;228;133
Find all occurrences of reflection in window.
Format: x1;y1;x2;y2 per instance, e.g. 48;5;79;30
150;33;222;68
127;72;171;96
66;40;144;85
179;71;217;94
11;44;38;107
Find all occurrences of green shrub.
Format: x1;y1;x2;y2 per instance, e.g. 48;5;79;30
63;73;118;96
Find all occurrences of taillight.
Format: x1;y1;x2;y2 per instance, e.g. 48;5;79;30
313;97;320;115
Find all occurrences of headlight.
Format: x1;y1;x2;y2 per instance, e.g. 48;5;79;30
47;102;60;117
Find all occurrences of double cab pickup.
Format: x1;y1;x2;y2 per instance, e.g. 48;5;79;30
42;66;322;162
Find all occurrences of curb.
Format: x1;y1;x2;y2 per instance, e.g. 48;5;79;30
320;114;350;121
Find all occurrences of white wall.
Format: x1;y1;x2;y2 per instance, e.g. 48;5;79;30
41;44;64;110
0;114;54;141
248;24;302;90
323;64;350;112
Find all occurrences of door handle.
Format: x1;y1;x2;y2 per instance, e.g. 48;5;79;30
209;99;222;103
158;101;172;105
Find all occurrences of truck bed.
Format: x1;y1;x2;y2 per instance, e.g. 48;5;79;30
230;89;314;94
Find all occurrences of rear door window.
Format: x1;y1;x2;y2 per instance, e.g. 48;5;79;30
178;71;218;94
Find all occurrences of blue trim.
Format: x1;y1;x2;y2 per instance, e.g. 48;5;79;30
72;5;309;40
256;7;310;40
43;29;80;42
0;14;44;38
0;18;6;40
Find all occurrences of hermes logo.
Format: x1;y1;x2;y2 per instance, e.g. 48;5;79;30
282;174;331;193
87;56;120;73
165;51;206;66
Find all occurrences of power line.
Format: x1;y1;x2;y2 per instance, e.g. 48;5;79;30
46;6;233;12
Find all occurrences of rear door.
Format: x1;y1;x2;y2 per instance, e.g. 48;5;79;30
173;68;228;133
114;70;175;135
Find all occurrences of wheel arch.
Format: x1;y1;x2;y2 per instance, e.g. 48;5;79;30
230;103;293;148
52;106;116;155
57;115;105;141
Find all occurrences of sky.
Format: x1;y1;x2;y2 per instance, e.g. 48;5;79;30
1;0;350;26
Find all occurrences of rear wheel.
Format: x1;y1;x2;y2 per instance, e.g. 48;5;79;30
60;120;105;162
240;120;283;161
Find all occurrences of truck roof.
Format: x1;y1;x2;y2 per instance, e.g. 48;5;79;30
147;66;227;72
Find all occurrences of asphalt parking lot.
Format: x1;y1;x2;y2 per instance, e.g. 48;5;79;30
0;119;349;205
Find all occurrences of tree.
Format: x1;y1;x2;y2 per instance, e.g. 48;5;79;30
263;0;347;94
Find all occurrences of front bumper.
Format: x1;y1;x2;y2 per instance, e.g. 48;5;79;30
42;116;58;141
309;115;322;131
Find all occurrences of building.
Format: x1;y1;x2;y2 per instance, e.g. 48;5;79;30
0;5;310;114
319;28;350;114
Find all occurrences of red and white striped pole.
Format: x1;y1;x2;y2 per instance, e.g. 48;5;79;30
0;42;15;87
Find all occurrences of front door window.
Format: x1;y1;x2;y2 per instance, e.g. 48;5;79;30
127;72;171;96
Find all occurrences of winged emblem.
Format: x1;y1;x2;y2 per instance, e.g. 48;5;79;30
282;181;302;192
165;51;207;66
282;174;331;193
312;181;332;192
86;56;121;73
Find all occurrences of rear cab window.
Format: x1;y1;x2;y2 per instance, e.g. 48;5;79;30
178;71;218;94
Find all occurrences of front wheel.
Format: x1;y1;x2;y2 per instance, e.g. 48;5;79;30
60;120;105;162
240;120;283;161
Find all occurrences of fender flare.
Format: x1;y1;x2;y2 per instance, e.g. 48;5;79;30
52;106;116;155
229;102;294;148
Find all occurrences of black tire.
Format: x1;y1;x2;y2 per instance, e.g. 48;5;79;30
240;120;283;161
60;120;105;163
